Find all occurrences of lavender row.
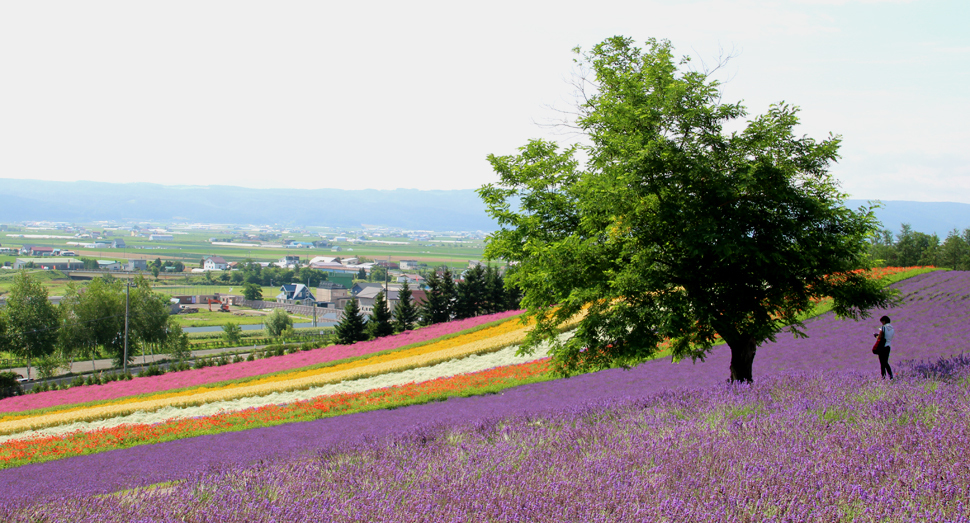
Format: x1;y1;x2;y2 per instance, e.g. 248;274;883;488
1;271;967;504
5;359;970;522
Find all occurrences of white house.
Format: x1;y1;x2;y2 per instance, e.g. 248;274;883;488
277;255;301;268
204;256;228;271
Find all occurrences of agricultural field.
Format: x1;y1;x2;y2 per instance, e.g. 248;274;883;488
0;269;75;297
0;269;968;520
2;223;486;274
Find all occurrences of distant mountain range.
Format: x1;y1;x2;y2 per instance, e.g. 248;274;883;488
0;179;496;231
0;179;966;236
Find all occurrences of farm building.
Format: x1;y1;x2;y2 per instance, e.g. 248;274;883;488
12;258;84;270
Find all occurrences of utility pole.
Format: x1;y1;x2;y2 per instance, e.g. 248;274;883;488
123;281;130;375
308;276;316;327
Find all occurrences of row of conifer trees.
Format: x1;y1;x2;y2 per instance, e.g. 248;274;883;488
333;264;520;345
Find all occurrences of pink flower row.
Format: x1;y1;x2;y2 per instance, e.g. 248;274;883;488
0;310;523;415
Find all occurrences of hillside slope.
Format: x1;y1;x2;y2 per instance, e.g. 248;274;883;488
1;270;966;503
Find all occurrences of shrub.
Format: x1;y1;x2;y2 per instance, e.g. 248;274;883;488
0;371;23;399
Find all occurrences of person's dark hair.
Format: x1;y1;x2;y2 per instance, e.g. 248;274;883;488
880;316;890;323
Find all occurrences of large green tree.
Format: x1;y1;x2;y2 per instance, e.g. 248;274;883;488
58;282;101;373
128;276;170;364
0;271;60;379
479;36;893;382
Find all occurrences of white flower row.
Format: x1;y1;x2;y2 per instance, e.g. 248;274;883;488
2;341;557;444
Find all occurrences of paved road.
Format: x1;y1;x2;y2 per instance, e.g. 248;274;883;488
7;344;269;389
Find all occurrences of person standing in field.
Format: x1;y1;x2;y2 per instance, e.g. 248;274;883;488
873;315;894;379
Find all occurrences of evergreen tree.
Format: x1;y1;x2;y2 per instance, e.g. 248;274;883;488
439;267;457;320
393;280;419;331
420;269;451;325
482;265;507;314
368;291;394;338
335;299;367;344
455;264;486;319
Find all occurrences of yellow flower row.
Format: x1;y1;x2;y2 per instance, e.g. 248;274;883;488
0;316;531;426
0;320;533;435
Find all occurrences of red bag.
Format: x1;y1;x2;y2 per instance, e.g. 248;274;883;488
871;340;880;354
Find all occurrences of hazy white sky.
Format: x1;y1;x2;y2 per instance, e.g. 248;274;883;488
1;0;967;202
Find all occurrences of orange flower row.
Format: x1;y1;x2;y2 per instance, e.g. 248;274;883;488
0;359;553;468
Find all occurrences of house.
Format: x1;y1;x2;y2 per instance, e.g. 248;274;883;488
375;259;400;270
277;255;301;268
276;284;316;304
353;285;427;313
20;246;55;257
97;260;123;271
330;246;342;252
203;256;228;271
286;241;314;249
59;250;76;257
316;281;350;303
396;274;425;286
111;239;126;249
351;282;385;297
399;260;419;270
127;259;148;271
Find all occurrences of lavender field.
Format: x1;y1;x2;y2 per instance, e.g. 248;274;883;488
2;271;969;520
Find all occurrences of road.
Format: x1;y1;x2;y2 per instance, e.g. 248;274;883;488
8;344;271;391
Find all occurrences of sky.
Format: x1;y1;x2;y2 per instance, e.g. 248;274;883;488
0;0;967;203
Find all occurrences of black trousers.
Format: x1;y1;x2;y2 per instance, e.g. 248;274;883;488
878;346;893;379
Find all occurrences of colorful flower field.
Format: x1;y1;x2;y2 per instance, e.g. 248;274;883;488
1;269;968;521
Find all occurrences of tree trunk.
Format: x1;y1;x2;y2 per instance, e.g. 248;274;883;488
728;337;758;383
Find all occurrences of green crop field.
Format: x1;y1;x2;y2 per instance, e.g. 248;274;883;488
1;222;493;300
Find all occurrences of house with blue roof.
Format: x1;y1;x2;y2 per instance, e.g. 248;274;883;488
276;283;316;304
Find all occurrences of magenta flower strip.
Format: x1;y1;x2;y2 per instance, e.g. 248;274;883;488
0;310;522;414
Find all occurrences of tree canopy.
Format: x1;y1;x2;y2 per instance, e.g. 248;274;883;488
0;271;59;379
479;36;893;382
264;308;293;339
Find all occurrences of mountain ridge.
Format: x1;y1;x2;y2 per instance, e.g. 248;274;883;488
0;179;967;235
